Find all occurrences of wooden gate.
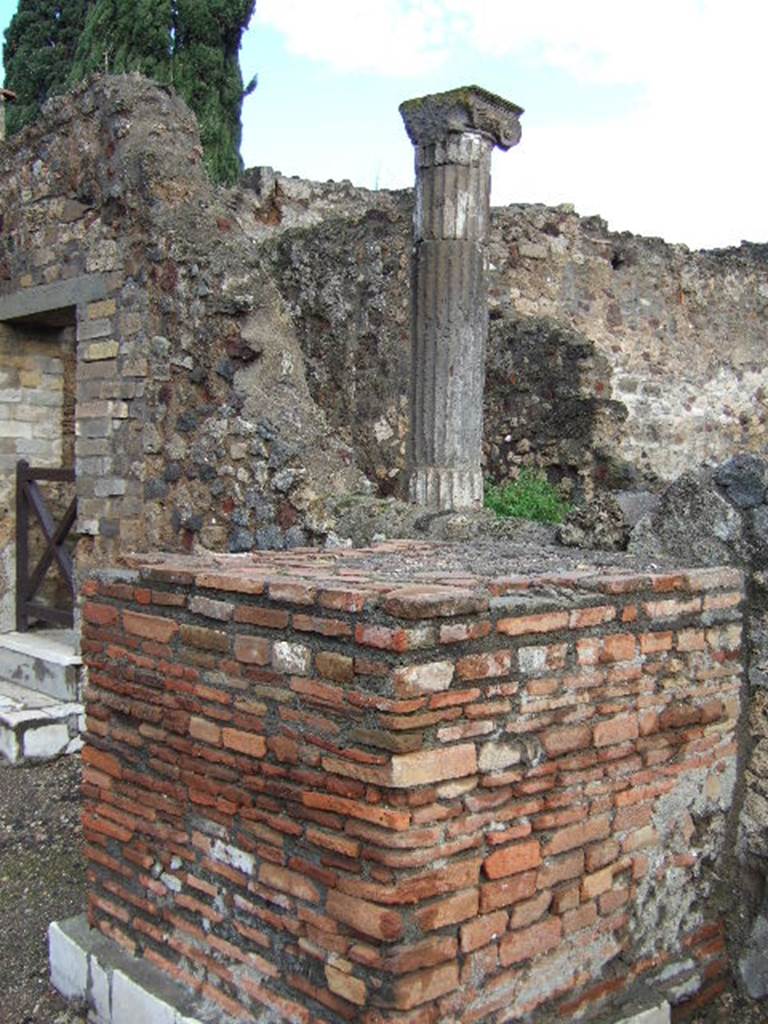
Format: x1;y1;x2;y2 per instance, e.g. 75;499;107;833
15;460;77;631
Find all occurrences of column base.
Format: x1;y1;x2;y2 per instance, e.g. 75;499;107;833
409;465;483;511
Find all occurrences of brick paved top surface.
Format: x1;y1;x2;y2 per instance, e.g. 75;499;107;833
117;541;738;617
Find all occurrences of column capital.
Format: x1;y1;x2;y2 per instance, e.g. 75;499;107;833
400;85;523;151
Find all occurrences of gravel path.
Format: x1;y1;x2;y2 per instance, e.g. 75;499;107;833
0;756;86;1024
0;756;765;1024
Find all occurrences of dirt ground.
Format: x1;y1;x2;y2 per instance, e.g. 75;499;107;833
0;755;766;1024
0;756;86;1024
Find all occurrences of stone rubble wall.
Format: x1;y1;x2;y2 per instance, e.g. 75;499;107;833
627;455;768;997
80;547;741;1023
0;75;363;599
1;73;766;588
244;174;768;497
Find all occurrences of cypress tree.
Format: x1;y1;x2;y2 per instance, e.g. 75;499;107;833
3;0;89;136
68;0;256;184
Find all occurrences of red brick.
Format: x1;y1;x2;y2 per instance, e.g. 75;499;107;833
415;889;479;931
389;744;477;788
222;728;266;757
599;887;630;915
393;661;455;696
383;586;488;620
291;677;345;708
537;849;584;889
393;962;459;1010
569;605;616;628
541;815;611;857
293;614;352;637
541;724;591;757
509;890;552;929
233;605;290;629
439;620;492;644
600;634;637;662
581;865;614;899
258;863;319;903
460;911;508;953
483;840;541;880
480;870;537;913
563;901;598;934
302;792;410;831
456;651;512;680
643;596;702;619
82;746;122;778
326;890;403;941
497;611;569;637
593;715;639;748
385;935;457;974
499;916;562;965
267;579;317;604
83;601;118;626
234;635;270;665
324;965;366;1006
355;624;410;652
585;839;620;872
179;623;228;652
196;572;264;595
189;716;221;745
659;704;701;730
315;651;355;683
640;631;673;654
703;591;742;611
123;609;178;643
318;587;370;612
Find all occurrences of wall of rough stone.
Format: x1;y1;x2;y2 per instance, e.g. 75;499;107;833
2;72;766;600
244;173;768;497
79;548;742;1023
627;455;768;1000
0;75;364;628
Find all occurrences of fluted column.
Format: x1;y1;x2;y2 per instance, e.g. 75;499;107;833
400;86;523;510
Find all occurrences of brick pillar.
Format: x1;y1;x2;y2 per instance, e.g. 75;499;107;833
400;86;523;510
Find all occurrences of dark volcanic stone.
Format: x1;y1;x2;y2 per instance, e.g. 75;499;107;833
714;455;768;509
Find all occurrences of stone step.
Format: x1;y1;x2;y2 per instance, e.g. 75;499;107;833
0;677;83;765
0;629;81;702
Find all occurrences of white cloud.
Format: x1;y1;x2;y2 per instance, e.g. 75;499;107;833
255;0;452;76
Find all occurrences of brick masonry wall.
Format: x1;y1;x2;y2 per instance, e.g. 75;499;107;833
81;545;743;1023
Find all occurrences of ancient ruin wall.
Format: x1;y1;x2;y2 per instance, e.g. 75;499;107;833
246;175;768;496
80;548;741;1023
0;75;362;604
2;71;766;594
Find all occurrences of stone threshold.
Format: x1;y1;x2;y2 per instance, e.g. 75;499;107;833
0;677;83;764
0;628;81;665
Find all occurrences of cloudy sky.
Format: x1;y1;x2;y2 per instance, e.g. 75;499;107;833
2;0;767;249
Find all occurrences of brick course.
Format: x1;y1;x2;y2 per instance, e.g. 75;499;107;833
81;549;742;1023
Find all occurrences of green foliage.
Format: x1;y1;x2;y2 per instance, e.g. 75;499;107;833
4;0;256;183
3;0;89;135
484;470;570;524
68;0;256;183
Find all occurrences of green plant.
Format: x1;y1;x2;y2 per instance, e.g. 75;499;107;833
484;470;569;524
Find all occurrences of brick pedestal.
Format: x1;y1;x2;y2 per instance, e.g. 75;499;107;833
79;545;742;1022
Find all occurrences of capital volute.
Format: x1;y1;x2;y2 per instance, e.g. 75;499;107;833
400;85;523;151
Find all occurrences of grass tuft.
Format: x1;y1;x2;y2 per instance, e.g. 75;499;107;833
484;470;569;524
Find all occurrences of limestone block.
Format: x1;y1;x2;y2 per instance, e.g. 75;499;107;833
48;920;88;1002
